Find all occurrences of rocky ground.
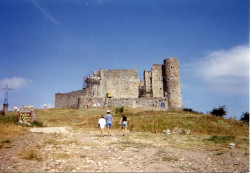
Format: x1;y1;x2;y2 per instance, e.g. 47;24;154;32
0;127;249;172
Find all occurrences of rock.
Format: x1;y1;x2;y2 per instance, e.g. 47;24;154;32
185;129;191;135
229;143;236;149
162;129;171;134
86;159;94;164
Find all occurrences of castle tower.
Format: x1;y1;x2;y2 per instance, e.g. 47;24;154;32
163;58;183;110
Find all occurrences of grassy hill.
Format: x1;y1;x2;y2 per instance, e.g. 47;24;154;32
0;108;248;149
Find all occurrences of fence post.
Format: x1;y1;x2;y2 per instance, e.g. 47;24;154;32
131;113;134;132
153;112;156;133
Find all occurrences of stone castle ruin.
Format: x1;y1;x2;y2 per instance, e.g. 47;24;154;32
55;58;183;110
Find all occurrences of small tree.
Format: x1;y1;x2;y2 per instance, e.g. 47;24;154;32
211;106;227;117
240;112;249;122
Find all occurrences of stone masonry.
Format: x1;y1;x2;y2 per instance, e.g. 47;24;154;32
55;57;183;110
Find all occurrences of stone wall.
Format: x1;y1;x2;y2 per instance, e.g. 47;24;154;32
107;97;168;110
55;90;87;108
143;70;152;97
77;97;105;108
151;64;164;97
100;69;140;98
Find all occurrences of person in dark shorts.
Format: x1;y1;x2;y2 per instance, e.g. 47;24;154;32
105;110;113;136
120;114;129;136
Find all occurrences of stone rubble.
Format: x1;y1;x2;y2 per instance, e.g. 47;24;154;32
0;130;248;172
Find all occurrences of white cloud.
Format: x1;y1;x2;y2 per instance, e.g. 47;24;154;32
182;45;249;95
0;77;32;90
197;45;249;95
199;45;249;80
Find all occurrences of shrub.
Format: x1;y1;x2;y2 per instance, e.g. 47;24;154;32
115;106;125;114
240;112;249;122
183;108;202;114
211;106;227;117
0;114;18;124
206;135;235;144
32;120;44;127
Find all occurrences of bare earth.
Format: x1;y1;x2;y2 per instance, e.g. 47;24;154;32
0;127;249;172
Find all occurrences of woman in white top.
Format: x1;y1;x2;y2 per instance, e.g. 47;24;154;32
98;115;106;137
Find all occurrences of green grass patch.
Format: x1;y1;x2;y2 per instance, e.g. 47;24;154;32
215;151;224;156
32;119;44;127
162;155;179;162
1;139;11;144
206;135;235;144
0;112;18;124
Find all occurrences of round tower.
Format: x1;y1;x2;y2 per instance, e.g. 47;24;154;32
163;58;183;110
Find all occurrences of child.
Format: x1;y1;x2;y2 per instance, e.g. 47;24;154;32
98;115;106;137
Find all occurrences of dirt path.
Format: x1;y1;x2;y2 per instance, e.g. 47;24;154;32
0;128;249;172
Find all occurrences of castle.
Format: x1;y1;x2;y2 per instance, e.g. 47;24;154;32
55;58;183;110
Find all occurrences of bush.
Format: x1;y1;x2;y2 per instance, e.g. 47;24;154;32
240;112;249;122
0;114;18;124
115;106;124;114
32;120;44;127
211;106;227;117
206;135;235;144
183;108;201;114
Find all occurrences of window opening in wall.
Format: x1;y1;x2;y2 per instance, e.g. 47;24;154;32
170;66;173;69
171;74;174;78
168;92;170;95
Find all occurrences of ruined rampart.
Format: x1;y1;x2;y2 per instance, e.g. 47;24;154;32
107;97;168;110
55;90;86;108
55;57;183;110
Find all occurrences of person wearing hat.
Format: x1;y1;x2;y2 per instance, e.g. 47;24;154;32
105;110;113;136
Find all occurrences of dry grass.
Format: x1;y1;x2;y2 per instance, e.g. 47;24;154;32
18;147;42;161
37;108;105;128
0;108;248;151
0;111;29;141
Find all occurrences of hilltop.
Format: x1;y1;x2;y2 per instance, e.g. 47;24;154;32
0;108;249;172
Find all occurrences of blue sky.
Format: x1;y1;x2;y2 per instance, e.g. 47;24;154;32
0;0;249;119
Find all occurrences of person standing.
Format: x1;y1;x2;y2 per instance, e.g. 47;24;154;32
105;110;113;136
98;115;106;137
120;114;129;136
